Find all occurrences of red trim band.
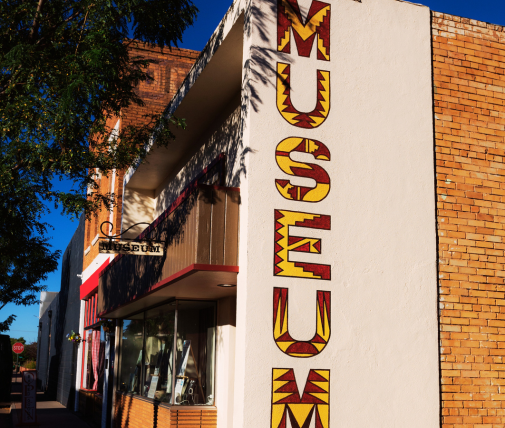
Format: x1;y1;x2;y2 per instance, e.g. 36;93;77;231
81;259;110;300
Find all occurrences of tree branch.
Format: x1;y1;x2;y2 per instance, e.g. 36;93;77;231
75;9;90;54
11;161;27;174
0;81;27;96
29;0;47;41
34;8;88;48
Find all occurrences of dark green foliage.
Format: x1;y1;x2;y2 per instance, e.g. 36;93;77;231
10;337;37;362
0;0;198;331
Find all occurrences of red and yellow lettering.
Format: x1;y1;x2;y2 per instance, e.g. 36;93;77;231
274;210;331;280
273;288;330;357
277;63;330;129
272;368;330;428
275;137;330;202
278;0;331;60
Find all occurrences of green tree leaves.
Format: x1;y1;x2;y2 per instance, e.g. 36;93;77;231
0;0;198;330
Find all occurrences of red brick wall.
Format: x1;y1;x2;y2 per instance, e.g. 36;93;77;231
83;43;199;272
114;393;217;428
119;42;199;135
433;11;505;428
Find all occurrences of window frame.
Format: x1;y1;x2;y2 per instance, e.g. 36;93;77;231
117;298;217;406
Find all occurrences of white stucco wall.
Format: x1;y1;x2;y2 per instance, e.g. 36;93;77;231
215;297;236;428
235;0;438;427
75;299;85;411
121;187;156;239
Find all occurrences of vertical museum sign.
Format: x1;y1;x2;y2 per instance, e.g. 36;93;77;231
271;1;332;427
21;370;37;425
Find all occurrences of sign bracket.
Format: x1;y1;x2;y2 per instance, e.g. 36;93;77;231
99;221;165;256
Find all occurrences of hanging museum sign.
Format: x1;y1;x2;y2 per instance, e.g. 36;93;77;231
98;220;164;256
98;240;164;256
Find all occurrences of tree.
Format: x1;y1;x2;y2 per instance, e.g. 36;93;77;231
10;337;37;363
0;0;198;331
24;341;38;361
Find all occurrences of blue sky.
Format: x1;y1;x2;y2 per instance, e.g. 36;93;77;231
4;0;505;343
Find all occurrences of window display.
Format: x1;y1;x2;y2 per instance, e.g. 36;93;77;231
118;314;144;394
174;301;215;405
118;300;216;405
82;328;105;392
142;303;175;402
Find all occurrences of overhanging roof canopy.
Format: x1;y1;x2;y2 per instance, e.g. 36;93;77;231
125;11;244;192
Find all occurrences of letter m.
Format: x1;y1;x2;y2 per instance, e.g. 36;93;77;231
271;368;329;428
278;0;331;61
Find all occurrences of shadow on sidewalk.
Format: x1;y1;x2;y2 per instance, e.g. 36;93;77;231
10;371;93;428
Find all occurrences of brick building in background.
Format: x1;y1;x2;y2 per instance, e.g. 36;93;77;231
83;42;199;265
433;13;505;428
80;43;199;313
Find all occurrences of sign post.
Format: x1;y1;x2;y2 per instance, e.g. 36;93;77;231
13;342;24;370
21;370;38;425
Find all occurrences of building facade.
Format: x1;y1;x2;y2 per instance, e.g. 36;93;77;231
37;215;84;407
77;43;200;427
36;43;200;426
40;1;505;428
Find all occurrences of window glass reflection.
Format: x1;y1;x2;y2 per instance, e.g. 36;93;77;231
174;301;216;406
119;315;143;394
117;300;216;405
142;303;175;402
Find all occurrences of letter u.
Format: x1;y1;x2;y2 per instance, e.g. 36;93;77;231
273;287;330;357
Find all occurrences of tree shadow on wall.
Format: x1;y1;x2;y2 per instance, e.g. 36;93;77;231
122;188;157;240
100;186;221;314
142;0;285;214
103;0;299;315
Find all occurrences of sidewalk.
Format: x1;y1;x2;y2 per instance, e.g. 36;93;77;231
9;372;92;428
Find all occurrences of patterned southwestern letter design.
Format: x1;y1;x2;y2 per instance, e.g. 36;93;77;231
274;210;331;280
273;288;331;357
276;137;331;202
277;63;330;129
278;0;331;61
272;368;330;428
270;0;337;424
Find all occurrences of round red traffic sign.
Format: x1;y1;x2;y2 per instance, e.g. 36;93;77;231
12;342;24;354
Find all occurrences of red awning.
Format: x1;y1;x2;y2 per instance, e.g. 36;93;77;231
80;259;110;300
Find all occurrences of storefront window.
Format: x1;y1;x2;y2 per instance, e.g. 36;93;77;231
118;314;144;394
174;301;216;405
118;300;216;405
82;328;106;392
142;303;175;402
